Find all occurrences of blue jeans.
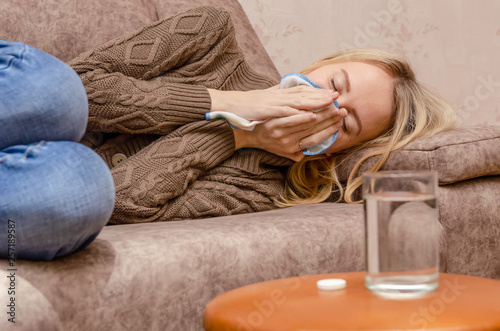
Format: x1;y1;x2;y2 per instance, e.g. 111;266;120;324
0;40;115;260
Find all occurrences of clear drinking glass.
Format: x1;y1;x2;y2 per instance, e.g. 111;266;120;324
363;170;440;299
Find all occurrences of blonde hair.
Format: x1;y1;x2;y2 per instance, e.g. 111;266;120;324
279;48;457;205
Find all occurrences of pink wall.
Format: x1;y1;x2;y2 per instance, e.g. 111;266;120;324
239;0;500;127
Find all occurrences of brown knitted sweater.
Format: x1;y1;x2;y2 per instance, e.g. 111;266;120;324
69;6;293;224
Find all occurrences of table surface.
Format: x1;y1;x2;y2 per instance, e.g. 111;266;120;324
203;272;500;331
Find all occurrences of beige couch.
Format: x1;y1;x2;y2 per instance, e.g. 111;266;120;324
1;0;499;330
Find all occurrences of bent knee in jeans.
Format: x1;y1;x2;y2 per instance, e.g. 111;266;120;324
0;40;88;150
0;141;115;260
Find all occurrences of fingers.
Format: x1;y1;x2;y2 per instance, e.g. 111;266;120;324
291;107;347;152
256;106;346;154
254;113;317;144
267;85;339;116
247;97;346;159
298;121;342;151
264;111;318;129
285;90;339;113
291;106;345;137
303;107;346;135
265;105;344;133
209;85;339;123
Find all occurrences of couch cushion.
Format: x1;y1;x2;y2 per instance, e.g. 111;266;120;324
0;269;63;329
336;126;500;185
0;203;365;331
0;201;449;330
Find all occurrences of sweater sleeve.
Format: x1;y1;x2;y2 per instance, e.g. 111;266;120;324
68;6;241;134
108;120;238;223
113;179;281;223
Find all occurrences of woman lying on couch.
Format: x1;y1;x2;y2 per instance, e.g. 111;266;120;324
0;6;456;260
70;6;456;222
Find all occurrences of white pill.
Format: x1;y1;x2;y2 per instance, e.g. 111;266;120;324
316;278;346;291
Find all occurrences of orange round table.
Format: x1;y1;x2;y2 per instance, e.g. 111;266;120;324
203;272;500;331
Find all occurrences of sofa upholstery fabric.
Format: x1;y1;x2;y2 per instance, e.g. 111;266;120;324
1;204;367;330
336;126;500;185
0;0;280;81
0;0;499;330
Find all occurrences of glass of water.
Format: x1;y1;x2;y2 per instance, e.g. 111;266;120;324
363;170;440;299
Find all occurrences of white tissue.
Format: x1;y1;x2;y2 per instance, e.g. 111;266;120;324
279;73;339;155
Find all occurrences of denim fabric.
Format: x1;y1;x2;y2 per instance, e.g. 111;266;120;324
0;40;115;260
0;142;115;260
0;40;88;150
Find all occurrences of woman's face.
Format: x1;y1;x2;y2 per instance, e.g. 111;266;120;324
304;61;395;155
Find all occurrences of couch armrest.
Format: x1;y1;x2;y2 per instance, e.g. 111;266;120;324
336;126;500;185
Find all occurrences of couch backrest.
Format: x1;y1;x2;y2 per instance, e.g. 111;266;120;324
0;0;280;81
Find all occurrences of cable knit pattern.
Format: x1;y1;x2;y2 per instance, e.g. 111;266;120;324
69;6;288;223
107;120;291;224
69;7;236;134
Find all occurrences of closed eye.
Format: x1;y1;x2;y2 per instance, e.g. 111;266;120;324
342;118;348;132
330;78;337;92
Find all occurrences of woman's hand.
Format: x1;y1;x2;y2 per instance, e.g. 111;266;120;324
234;105;348;162
208;85;338;121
